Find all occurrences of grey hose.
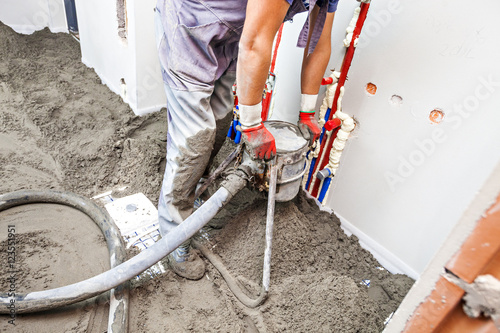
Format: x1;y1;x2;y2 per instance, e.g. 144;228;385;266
0;190;129;332
0;173;247;315
194;242;268;308
193;161;279;308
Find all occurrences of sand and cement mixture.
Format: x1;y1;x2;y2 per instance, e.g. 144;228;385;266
0;23;414;332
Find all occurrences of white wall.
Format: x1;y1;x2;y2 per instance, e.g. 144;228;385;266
75;0;166;115
384;161;500;332
273;0;500;279
132;1;167;114
76;0;135;111
0;0;67;34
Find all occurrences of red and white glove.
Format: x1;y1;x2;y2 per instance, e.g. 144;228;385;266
241;123;276;160
298;111;321;145
239;102;276;160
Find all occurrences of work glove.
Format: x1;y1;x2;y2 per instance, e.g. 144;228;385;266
241;123;276;160
298;111;321;146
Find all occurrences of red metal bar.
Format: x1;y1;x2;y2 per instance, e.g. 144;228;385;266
307;118;342;194
270;23;284;74
305;118;341;191
261;72;276;121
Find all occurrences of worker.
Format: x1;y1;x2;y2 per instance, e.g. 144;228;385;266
155;0;339;280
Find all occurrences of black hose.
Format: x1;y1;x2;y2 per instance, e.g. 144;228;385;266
0;190;129;333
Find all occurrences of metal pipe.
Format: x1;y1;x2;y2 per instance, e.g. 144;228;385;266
263;160;278;291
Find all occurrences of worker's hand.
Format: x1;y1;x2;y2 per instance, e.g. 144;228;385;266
298;111;321;146
241;123;276;160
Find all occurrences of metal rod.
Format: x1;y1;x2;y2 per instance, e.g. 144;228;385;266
263;160;279;291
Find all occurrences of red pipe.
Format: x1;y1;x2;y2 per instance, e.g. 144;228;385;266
307;2;371;197
270;23;284;74
325;118;342;131
321;77;334;85
305;118;342;192
261;24;285;121
261;89;273;120
310;128;339;197
328;2;370;121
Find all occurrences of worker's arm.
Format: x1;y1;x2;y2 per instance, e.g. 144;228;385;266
237;0;289;106
298;8;336;145
236;0;290;160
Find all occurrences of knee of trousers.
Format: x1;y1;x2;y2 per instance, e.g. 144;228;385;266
158;128;216;234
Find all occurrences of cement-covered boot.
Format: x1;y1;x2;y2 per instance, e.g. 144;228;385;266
167;245;205;280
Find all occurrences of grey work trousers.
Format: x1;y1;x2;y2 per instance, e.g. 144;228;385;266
155;9;236;240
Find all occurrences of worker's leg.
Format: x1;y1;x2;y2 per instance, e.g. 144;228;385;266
155;5;220;280
158;86;217;233
158;69;236;279
162;69;235;218
206;69;237;173
157;85;217;280
298;6;336;143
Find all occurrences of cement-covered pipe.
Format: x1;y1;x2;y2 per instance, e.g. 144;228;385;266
0;189;129;332
0;173;247;314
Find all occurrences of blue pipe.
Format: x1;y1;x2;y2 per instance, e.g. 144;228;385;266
234;120;242;144
318;177;332;203
305;158;316;189
307;107;332;189
318;108;331;143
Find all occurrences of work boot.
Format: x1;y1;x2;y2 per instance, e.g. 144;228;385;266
167;244;205;280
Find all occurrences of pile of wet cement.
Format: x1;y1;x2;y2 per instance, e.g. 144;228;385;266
0;22;413;332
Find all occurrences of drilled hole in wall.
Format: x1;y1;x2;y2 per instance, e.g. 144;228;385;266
120;78;127;99
389;95;403;106
365;82;377;96
117;0;128;40
429;109;444;124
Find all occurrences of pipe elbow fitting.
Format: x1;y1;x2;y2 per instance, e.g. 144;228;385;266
317;168;333;181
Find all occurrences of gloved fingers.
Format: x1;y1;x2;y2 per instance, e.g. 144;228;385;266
241;135;276;161
308;119;322;139
297;123;311;141
311;127;321;142
298;123;316;147
264;146;276;160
